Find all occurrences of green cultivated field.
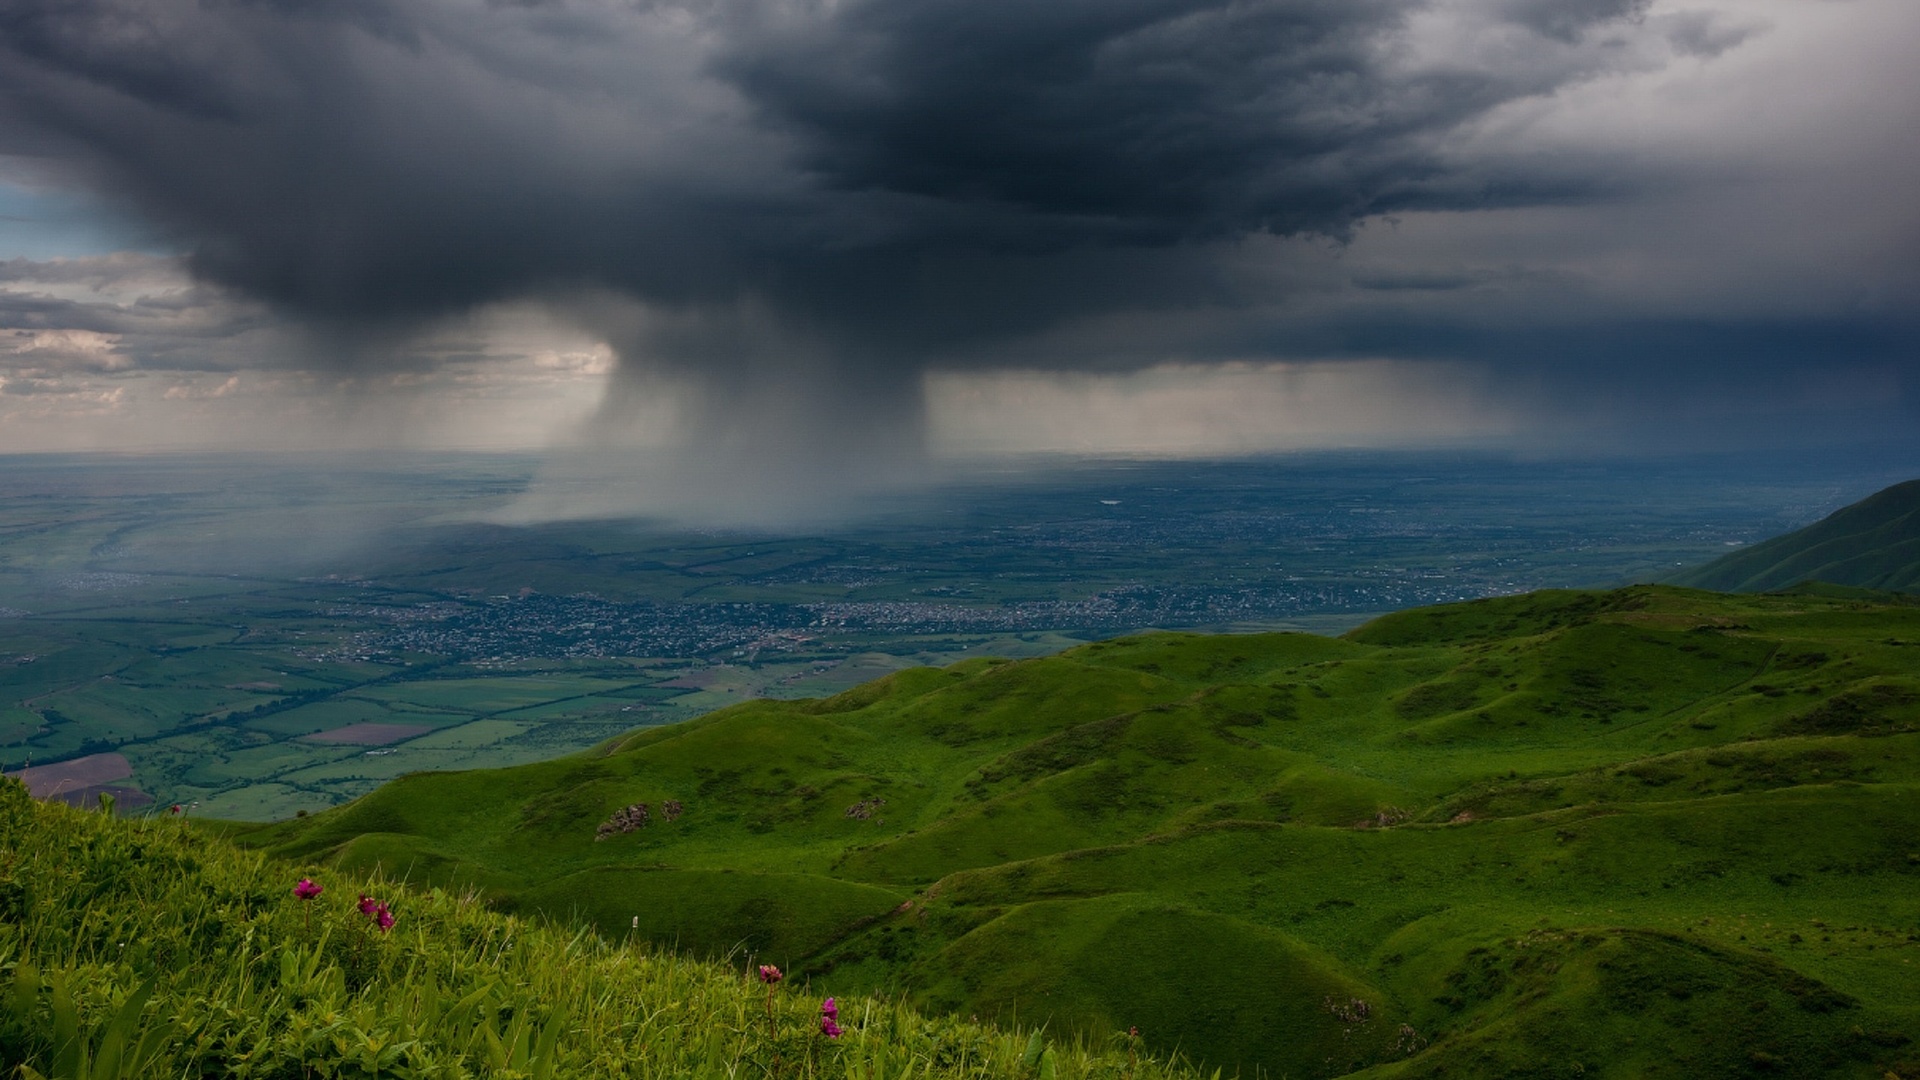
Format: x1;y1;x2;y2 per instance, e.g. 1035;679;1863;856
0;613;714;818
0;592;1103;819
248;585;1920;1079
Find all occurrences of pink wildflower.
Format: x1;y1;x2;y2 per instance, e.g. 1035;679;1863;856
758;964;783;985
356;893;394;931
819;998;842;1037
293;876;324;932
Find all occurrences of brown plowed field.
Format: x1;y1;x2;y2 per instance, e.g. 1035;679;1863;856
6;752;133;799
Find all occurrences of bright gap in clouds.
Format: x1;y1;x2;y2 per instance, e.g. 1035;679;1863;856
925;362;1518;458
0;273;623;453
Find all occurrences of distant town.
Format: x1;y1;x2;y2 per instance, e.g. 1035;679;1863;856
311;578;1509;665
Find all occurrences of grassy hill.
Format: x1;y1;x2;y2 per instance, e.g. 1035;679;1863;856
0;781;1180;1080
244;585;1920;1078
1673;478;1920;592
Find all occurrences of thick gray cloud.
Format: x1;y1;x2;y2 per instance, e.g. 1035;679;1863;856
0;0;1677;324
0;0;1915;482
716;0;1647;234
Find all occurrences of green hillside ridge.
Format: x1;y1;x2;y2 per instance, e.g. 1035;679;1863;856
1673;478;1920;592
242;584;1920;1079
0;783;1183;1080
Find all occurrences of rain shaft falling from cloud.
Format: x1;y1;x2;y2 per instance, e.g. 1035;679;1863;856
0;0;1915;518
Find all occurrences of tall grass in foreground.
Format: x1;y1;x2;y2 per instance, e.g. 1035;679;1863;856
0;781;1191;1080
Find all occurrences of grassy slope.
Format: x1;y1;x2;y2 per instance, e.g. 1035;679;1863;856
1673;478;1920;592
245;586;1920;1078
0;783;1182;1080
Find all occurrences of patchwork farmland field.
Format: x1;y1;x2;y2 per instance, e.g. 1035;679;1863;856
0;449;1909;818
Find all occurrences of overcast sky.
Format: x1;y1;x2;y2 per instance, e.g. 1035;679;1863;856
1;0;1915;516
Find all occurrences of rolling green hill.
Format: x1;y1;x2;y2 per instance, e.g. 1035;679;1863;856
1673;478;1920;592
244;585;1920;1078
0;782;1174;1080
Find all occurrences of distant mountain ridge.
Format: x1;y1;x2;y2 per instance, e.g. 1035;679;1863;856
1671;477;1920;592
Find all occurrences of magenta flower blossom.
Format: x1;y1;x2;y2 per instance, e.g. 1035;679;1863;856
293;877;324;932
355;893;395;932
756;963;784;1041
819;997;842;1037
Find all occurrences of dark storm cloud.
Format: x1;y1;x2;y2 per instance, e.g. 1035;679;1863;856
2;0;1915;481
1497;0;1648;43
0;0;1670;340
715;0;1649;239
